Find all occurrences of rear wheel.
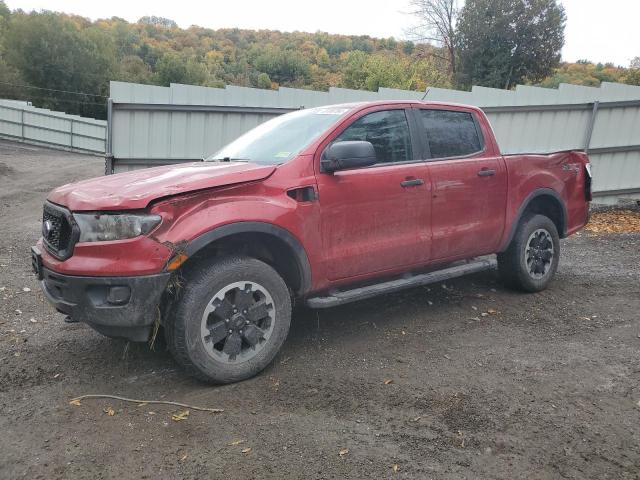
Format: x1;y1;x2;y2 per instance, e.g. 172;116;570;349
497;214;560;292
166;255;291;384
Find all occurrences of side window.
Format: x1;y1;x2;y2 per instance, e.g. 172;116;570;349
333;110;413;164
419;109;483;159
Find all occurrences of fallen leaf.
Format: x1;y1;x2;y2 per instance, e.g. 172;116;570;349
29;318;37;323
53;373;60;379
228;439;245;446
180;454;188;462
487;309;498;315
579;317;591;321
443;354;451;360
339;448;349;456
15;309;21;315
104;406;115;416
69;399;82;406
393;464;399;472
172;409;190;421
22;287;31;292
384;379;393;385
412;416;422;422
585;210;640;234
241;447;252;454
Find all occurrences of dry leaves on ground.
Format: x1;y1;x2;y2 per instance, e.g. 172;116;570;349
585;209;640;234
172;410;190;421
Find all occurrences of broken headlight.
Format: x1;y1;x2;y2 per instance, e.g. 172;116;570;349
74;213;161;242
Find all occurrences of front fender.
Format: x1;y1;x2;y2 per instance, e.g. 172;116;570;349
149;186;320;293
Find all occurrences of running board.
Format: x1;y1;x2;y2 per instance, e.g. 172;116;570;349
306;258;497;309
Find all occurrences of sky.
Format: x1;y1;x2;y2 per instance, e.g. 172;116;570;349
5;0;639;67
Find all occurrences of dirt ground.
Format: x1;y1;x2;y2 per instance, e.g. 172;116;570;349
1;139;639;479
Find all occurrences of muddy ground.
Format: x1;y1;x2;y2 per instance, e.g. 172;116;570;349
0;139;639;479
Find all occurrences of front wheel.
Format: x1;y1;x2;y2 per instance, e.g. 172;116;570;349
166;255;292;384
497;214;560;292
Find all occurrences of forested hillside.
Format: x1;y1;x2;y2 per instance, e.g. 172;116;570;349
0;2;638;119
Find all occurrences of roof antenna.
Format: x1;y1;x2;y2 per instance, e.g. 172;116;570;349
421;87;431;101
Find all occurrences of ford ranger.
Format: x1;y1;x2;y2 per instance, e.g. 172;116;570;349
31;101;592;383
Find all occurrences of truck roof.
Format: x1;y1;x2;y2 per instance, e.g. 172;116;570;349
320;100;484;113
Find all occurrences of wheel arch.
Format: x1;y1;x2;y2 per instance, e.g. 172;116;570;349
500;188;567;252
181;222;312;296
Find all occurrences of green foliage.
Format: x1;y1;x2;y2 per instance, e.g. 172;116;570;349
256;72;272;89
0;7;452;118
536;60;640;88
3;11;116;117
456;0;566;89
138;16;177;28
0;3;633;120
254;48;311;85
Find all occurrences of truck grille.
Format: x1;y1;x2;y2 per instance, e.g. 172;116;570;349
42;202;75;259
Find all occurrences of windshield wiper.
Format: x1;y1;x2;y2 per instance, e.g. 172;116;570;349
207;157;251;163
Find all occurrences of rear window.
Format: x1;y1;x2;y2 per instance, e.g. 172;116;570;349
418;109;483;159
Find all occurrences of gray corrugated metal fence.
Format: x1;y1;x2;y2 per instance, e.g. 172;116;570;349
108;81;640;205
0;99;107;154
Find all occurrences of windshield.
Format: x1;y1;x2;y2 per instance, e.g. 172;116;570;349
206;106;351;165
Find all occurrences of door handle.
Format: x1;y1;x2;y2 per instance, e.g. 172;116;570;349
477;169;496;177
400;178;424;187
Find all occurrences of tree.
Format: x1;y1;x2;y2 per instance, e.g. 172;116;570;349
138;16;177;28
116;55;152;84
456;0;566;89
256;72;272;89
4;11;115;117
624;57;640;86
407;0;458;76
154;52;210;86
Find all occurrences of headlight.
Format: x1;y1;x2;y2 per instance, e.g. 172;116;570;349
74;213;161;242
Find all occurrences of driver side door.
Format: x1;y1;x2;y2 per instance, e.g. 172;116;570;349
315;106;432;281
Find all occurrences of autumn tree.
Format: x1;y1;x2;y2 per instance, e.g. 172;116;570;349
4;11;115;117
407;0;458;76
456;0;566;89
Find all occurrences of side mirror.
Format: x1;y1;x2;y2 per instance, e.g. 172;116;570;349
321;141;377;173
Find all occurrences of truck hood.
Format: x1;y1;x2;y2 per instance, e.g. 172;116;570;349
48;161;276;211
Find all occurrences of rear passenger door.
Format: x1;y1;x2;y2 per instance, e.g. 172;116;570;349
415;107;507;260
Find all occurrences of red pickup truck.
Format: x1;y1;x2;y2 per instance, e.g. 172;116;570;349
32;101;591;383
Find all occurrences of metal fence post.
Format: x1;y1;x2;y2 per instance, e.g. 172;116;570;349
105;98;114;175
20;109;25;140
584;101;600;154
70;118;74;149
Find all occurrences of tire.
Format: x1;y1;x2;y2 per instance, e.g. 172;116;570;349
165;255;291;384
497;214;560;292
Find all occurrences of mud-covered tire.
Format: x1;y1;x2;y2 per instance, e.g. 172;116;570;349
165;255;291;384
497;214;560;292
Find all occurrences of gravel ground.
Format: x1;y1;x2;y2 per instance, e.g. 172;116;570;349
1;139;639;479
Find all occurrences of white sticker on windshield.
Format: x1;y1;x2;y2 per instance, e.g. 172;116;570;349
314;107;350;115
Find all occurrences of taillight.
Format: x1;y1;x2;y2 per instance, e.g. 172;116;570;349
584;164;592;201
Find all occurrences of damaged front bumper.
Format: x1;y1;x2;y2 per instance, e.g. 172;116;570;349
33;246;171;342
